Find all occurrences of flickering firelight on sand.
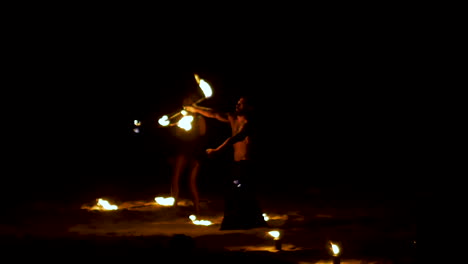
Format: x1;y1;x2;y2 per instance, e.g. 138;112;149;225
154;196;175;206
189;214;213;226
84;198;118;211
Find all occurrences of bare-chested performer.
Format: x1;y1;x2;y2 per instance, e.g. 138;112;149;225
184;95;268;230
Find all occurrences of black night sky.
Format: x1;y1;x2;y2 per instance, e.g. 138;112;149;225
5;17;426;205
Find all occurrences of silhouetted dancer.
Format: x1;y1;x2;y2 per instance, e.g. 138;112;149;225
184;95;268;230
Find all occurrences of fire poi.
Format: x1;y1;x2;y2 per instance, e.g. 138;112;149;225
82;75;218;225
158;73;213;130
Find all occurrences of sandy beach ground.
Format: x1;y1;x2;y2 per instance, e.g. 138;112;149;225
1;184;418;264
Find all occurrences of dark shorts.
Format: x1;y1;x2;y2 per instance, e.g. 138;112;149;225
220;160;268;230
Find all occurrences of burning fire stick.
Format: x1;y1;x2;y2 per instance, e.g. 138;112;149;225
158;110;194;131
329;241;341;264
193;74;213;104
268;230;283;250
158;74;213;127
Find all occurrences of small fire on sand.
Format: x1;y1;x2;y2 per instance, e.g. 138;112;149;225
189;214;213;226
82;198;118;211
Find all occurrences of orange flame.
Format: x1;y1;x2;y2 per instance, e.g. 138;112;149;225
154;196;175;206
177;113;194;131
330;242;340;256
94;198;118;210
198;79;212;98
268;230;281;240
189;214;212;226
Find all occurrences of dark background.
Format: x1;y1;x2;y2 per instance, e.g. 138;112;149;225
4;15;428;204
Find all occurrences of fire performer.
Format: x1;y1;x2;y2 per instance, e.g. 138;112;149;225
169;94;208;215
184;94;269;230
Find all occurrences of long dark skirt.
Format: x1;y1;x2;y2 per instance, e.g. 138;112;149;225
220;160;269;230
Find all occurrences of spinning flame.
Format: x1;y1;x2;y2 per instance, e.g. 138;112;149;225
159;74;213;128
158;115;170;126
194;73;213;103
199;79;212;98
178;115;194;131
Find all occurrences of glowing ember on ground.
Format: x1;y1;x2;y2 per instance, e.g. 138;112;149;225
154;197;175;206
97;199;118;210
330;241;341;256
268;230;281;240
82;198;118;211
189;214;212;226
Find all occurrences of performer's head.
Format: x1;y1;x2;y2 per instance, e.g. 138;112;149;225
235;95;255;117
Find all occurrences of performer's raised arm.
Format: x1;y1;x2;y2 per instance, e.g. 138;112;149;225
184;105;230;123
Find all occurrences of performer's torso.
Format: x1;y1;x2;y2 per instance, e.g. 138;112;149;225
231;116;250;162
